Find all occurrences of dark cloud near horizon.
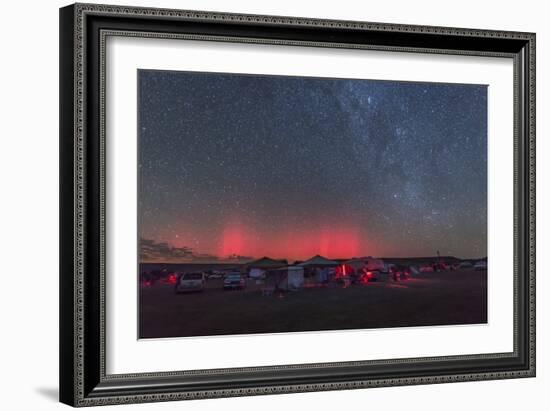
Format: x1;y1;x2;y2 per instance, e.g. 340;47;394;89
140;238;253;263
139;238;197;262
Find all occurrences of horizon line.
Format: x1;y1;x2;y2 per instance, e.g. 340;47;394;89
140;254;488;265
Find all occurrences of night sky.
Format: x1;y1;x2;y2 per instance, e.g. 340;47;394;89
138;70;487;263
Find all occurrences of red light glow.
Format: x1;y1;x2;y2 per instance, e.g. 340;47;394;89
145;220;393;263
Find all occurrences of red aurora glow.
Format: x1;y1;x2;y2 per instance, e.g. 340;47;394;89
151;220;387;262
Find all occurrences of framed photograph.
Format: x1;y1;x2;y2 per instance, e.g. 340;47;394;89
59;3;535;407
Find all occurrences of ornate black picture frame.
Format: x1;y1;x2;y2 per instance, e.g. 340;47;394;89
59;3;535;407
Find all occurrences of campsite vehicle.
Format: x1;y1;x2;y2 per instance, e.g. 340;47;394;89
419;265;434;273
365;258;386;272
175;272;205;293
385;263;396;273
435;262;449;271
161;272;177;285
141;269;164;286
390;264;410;281
356;268;379;283
223;273;246;290
204;270;223;280
474;260;487;270
457;261;474;270
140;272;154;288
366;271;379;281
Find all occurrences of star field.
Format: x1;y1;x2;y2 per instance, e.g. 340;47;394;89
138;70;487;261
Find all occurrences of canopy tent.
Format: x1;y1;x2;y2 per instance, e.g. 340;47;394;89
247;256;288;269
297;255;338;283
297;255;339;267
247;257;288;279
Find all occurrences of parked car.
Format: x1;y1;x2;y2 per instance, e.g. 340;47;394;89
400;266;411;280
419;265;435;273
357;268;379;283
175;272;205;293
162;272;177;285
474;260;487;270
207;271;223;279
390;264;410;281
223;273;246;290
434;262;449;271
457;261;474;270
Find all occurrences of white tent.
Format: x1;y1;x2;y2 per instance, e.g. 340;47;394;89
266;266;305;290
285;266;305;290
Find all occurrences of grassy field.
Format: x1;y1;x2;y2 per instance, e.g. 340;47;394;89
139;269;487;339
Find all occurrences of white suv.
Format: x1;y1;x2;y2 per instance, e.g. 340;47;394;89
175;272;205;293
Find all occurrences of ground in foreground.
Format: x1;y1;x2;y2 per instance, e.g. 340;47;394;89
139;269;487;339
